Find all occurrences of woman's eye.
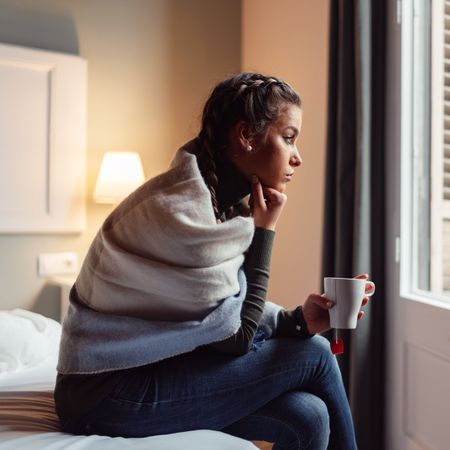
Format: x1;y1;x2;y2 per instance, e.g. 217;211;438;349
283;136;295;144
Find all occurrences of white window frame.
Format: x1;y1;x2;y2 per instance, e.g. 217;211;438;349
400;0;450;308
431;0;445;293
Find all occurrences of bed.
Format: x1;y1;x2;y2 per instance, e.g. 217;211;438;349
0;309;259;449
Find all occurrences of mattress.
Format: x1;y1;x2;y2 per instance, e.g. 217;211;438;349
0;353;258;449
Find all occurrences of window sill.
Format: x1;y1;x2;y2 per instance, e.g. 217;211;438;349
400;290;450;310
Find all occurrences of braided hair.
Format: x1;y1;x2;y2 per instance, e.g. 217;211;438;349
196;72;302;221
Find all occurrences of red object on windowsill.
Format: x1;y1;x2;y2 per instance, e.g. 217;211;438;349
330;338;344;355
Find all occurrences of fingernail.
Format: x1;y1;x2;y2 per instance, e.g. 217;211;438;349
252;174;258;183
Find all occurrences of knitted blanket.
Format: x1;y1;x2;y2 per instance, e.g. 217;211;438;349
75;144;255;321
57;142;283;374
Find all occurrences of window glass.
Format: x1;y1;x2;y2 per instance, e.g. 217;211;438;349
404;0;450;300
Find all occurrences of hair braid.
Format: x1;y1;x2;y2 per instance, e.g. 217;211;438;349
197;125;221;220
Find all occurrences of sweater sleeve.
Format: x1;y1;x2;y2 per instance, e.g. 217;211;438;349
203;227;273;355
203;228;314;356
257;303;315;340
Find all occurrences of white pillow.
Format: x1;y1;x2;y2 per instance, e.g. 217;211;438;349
0;309;61;374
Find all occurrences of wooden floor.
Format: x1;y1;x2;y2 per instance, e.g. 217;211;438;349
252;441;273;450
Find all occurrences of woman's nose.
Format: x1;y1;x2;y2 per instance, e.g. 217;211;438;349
291;147;302;167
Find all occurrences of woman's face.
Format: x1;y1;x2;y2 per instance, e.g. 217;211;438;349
238;103;303;193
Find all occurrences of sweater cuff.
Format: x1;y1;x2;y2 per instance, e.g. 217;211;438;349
276;306;315;339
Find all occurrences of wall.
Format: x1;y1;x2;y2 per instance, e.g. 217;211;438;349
0;0;241;318
242;0;330;309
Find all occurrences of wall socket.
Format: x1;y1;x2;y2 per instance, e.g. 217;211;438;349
38;252;79;277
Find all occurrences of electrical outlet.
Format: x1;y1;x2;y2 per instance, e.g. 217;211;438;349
38;252;79;277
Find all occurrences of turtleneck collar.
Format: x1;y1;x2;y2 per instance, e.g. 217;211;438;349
184;137;251;217
215;154;251;215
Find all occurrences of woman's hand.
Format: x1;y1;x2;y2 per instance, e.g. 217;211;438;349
249;175;287;230
301;293;335;335
302;273;372;335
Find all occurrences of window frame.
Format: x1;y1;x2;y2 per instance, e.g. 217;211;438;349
400;0;450;308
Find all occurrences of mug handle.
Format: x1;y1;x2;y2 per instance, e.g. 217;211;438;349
365;281;376;297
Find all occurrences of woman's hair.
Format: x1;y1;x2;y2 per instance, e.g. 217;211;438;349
196;72;302;219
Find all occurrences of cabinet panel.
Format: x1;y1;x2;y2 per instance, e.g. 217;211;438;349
0;43;86;233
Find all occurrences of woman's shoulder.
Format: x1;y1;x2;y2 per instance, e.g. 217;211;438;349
169;138;200;166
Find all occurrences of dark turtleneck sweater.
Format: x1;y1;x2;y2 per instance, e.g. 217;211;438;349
54;142;314;420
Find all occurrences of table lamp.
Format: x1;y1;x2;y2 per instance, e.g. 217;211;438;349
93;151;145;204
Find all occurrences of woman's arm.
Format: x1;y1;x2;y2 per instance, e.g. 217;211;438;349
204;227;273;355
204;228;314;356
203;177;278;355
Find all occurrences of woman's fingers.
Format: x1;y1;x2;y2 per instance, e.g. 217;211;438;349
354;274;374;294
250;175;286;208
355;273;369;280
250;176;288;230
312;294;336;309
315;293;366;321
317;291;368;321
251;175;266;209
261;186;286;205
358;295;369;320
319;294;369;309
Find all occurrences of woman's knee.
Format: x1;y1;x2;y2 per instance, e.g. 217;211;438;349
295;392;330;449
273;391;330;450
286;334;335;362
301;335;339;376
305;335;332;355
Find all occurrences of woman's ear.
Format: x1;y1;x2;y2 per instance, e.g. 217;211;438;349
232;121;253;152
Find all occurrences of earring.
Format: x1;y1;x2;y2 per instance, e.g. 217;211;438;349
247;145;253;152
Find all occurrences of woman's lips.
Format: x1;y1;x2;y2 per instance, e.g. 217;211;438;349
285;173;294;181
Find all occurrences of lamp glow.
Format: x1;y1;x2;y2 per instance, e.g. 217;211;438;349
93;152;145;204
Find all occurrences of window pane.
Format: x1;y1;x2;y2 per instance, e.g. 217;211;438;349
412;0;431;293
407;0;450;300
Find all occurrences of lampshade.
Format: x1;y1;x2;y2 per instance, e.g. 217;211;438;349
93;152;145;204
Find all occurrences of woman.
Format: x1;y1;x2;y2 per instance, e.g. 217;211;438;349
55;72;370;449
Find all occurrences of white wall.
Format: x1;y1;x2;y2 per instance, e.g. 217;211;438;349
242;0;330;308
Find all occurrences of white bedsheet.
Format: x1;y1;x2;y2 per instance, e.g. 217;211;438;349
0;430;259;450
0;354;258;449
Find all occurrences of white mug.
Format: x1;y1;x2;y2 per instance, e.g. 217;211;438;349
324;277;376;329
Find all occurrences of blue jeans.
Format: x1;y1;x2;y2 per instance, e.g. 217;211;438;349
60;336;357;449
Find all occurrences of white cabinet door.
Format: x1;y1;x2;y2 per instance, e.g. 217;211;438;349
0;43;86;233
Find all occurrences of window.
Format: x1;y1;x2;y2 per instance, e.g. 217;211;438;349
401;0;450;301
431;0;450;294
